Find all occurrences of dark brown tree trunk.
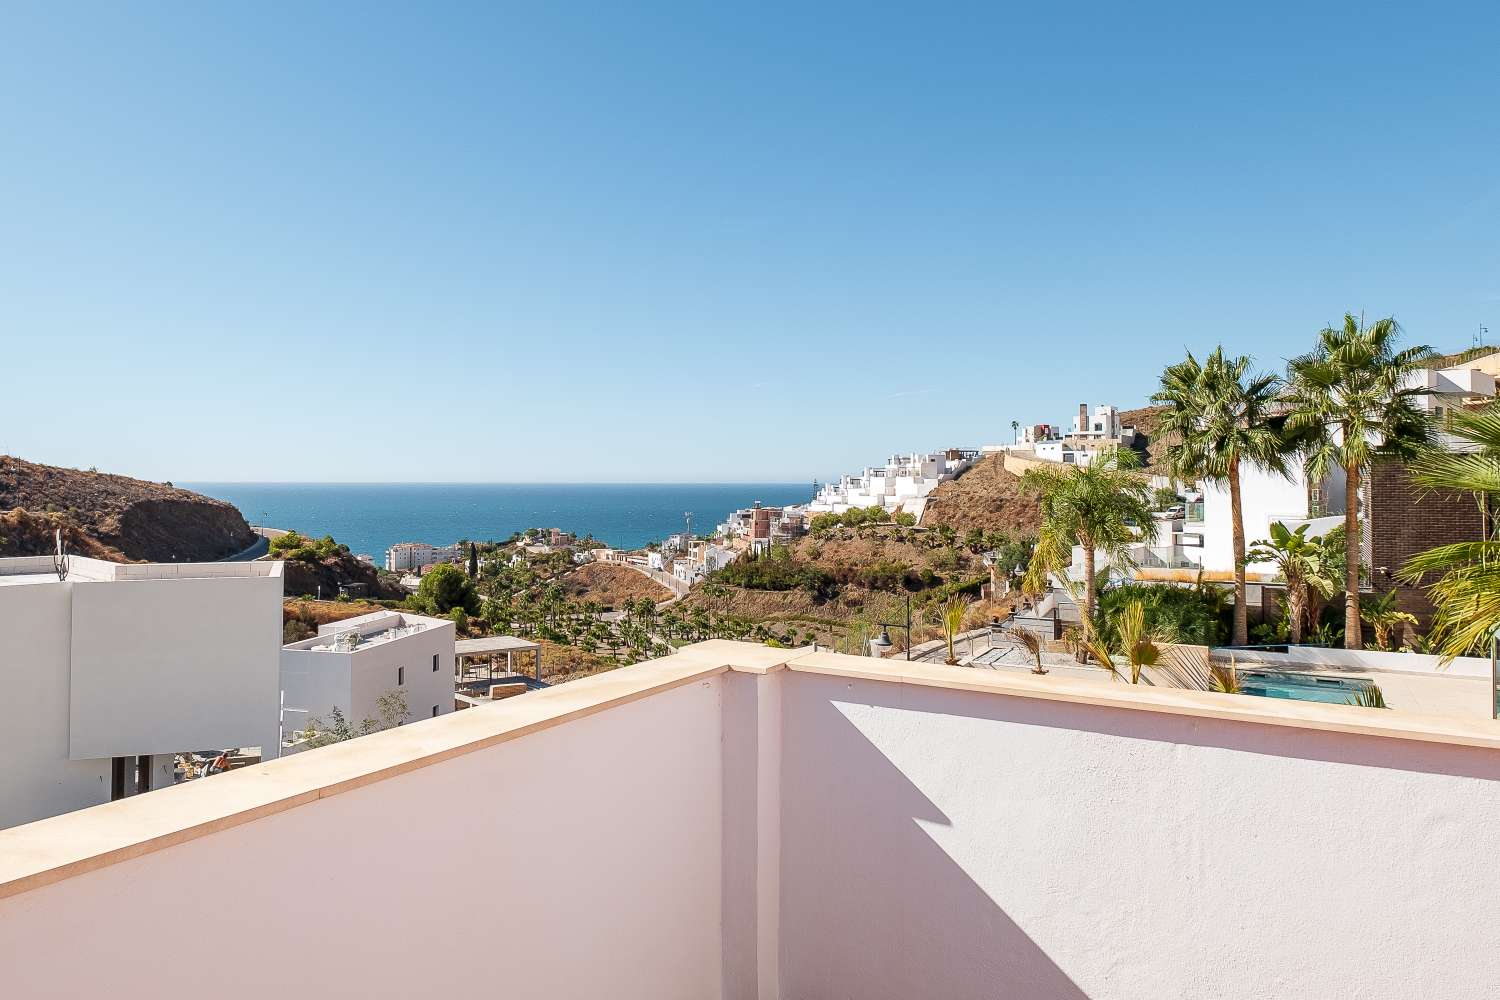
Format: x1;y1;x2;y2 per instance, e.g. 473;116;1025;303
1228;458;1248;646
1344;464;1362;650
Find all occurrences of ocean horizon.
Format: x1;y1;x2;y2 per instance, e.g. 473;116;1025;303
185;482;812;558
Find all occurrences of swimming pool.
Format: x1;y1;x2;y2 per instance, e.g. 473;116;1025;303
1239;670;1373;705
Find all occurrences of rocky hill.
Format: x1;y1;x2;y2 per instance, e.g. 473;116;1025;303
0;456;257;562
918;454;1042;536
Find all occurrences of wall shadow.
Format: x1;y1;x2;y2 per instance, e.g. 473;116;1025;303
778;678;1092;999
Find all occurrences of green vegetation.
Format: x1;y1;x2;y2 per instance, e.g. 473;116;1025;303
810;507;914;533
414;563;480;615
1400;404;1500;659
1245;523;1340;645
1283;314;1433;648
300;689;409;749
1094;582;1226;649
1154;347;1287;646
715;548;837;599
269;530;349;562
1022;448;1154;627
1359;589;1418;652
940;595;969;665
1347;682;1388;709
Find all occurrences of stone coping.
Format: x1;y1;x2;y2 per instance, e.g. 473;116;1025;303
3;639;1498;900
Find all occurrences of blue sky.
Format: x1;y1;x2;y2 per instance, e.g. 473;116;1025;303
2;3;1497;483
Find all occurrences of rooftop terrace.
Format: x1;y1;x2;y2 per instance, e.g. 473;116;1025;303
2;640;1498;998
0;554;281;586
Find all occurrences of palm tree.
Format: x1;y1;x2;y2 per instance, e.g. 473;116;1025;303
1245;522;1340;644
1078;597;1165;683
1399;405;1500;659
1021;448;1155;628
1011;419;1020;444
1282;314;1433;648
1360;589;1419;651
1153;347;1287;645
940;595;969;665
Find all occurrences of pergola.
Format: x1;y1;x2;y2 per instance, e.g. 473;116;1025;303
455;635;543;684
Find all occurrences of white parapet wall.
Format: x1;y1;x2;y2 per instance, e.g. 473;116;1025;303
3;642;1500;998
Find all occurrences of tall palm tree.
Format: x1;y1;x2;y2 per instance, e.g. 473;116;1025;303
1282;314;1433;648
1245;522;1339;644
1399;404;1500;659
1153;347;1288;645
1011;419;1020;444
1021;448;1155;628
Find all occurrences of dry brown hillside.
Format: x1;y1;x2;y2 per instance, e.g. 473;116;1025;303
560;562;673;608
918;454;1041;536
0;455;256;561
1119;404;1172;472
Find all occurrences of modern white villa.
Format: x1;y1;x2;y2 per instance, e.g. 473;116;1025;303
280;609;456;750
808;449;977;519
3;640;1499;998
0;554;284;831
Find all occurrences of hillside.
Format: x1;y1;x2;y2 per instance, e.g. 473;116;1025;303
560;562;673;608
1119;403;1171;472
0;456;256;562
918;454;1042;535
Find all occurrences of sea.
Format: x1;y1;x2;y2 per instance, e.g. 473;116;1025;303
184;483;812;559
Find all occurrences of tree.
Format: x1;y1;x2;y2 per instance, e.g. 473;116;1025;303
1153;347;1288;646
940;595;969;665
1011;419;1020;444
467;542;478;579
1360;589;1418;652
1021;448;1154;629
1283;314;1432;648
1246;523;1339;644
417;563;480;615
1400;404;1500;658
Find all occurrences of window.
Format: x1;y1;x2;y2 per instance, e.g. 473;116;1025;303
398;666;405;686
432;705;439;718
432;653;439;672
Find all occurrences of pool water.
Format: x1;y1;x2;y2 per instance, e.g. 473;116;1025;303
1239;670;1372;705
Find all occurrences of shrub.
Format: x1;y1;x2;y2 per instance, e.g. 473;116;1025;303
417;564;480;615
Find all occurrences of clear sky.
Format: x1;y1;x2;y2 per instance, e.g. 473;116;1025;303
3;3;1497;483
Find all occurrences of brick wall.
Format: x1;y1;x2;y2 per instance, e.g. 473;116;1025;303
1367;459;1486;623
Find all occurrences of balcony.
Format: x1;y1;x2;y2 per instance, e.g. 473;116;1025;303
3;640;1500;997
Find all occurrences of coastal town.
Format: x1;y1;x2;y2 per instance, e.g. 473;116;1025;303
7;6;1500;995
6;324;1500;834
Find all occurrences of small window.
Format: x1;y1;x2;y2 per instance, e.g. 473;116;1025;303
398;666;405;686
432;705;439;717
432;653;439;672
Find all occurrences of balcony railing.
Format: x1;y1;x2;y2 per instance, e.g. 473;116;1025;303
3;641;1500;997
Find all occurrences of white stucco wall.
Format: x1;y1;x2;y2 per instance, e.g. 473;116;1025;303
0;677;725;1000
776;670;1500;1000
0;582;109;829
0;568;283;830
69;575;283;759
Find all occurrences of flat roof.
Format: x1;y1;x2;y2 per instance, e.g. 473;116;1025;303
456;636;542;656
0;554;282;585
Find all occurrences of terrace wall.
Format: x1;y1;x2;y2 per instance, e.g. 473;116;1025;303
4;644;1500;999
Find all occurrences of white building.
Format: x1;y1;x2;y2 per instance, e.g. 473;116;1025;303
0;554;285;831
385;542;461;573
1102;358;1500;587
280;610;456;750
808;450;977;519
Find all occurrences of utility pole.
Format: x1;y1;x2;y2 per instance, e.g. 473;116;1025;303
684;511;693;542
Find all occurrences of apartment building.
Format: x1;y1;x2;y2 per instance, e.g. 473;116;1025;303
280;610;456;749
0;555;284;830
384;542;461;573
808;450;977;518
